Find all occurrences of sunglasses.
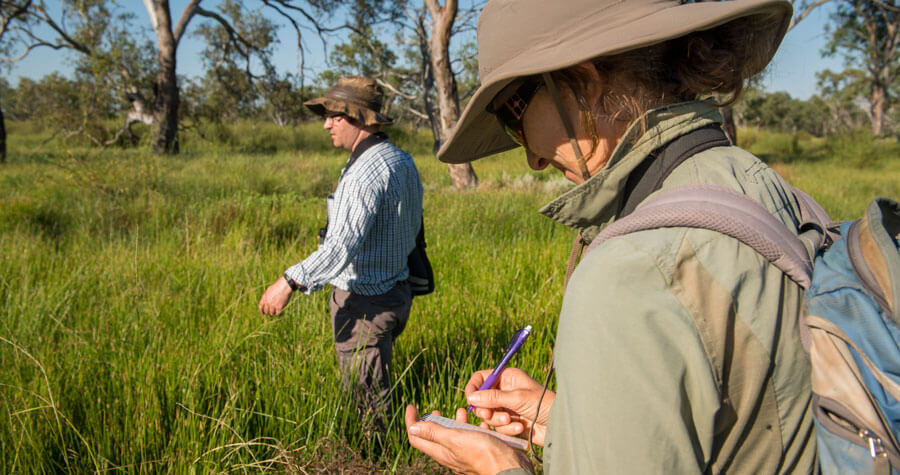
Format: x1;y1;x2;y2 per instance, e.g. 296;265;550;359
487;77;544;147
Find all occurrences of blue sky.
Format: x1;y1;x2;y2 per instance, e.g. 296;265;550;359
6;2;844;100
763;3;844;99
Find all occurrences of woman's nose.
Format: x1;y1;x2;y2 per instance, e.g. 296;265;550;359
525;149;549;171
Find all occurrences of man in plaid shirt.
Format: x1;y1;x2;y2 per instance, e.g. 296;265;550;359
259;76;423;434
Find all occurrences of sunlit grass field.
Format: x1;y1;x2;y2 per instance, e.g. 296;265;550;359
1;121;898;472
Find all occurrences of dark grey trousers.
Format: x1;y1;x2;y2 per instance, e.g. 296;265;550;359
329;281;412;431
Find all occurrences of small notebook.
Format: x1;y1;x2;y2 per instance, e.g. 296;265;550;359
418;414;530;451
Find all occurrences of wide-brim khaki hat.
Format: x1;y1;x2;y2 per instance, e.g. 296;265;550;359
438;0;792;164
304;75;394;126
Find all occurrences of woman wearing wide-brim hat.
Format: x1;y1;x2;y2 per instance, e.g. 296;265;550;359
406;0;817;473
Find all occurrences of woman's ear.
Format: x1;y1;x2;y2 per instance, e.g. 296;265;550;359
574;61;604;106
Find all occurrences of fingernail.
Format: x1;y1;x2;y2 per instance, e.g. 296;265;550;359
467;393;480;403
408;425;420;436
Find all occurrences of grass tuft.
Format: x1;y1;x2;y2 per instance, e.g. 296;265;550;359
1;121;898;471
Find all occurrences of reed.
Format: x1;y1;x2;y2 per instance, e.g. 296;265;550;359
1;123;897;471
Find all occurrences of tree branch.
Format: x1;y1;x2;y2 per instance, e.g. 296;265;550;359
173;0;203;47
29;1;93;55
789;0;832;31
142;0;159;32
1;40;59;63
376;77;417;100
873;0;900;14
0;0;33;38
194;6;255;58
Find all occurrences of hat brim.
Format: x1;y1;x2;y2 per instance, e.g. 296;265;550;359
437;0;792;164
304;97;394;126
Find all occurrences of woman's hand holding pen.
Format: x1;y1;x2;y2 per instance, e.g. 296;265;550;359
405;406;532;474
465;367;555;447
404;367;551;473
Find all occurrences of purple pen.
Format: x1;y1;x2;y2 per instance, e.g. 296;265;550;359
468;325;532;413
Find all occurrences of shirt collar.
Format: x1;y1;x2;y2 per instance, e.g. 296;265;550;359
538;101;723;241
346;131;389;171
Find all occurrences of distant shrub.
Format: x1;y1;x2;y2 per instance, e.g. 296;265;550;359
824;131;895;168
0;198;72;242
6;119;48;136
182;120;337;156
383;126;436;157
741;129;806;163
190;121;236;147
738;128;759;149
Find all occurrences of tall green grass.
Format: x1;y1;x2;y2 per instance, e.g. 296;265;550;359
1;122;568;472
1;123;898;472
739;128;900;218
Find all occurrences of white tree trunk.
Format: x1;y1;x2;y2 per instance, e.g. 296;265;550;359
425;0;478;190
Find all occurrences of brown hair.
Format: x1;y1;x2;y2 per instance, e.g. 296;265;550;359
552;13;779;155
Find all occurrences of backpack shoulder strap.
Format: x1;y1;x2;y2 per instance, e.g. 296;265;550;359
587;184;818;289
565;124;729;286
619;124;732;217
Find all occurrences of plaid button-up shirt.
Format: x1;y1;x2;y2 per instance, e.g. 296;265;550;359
285;135;423;296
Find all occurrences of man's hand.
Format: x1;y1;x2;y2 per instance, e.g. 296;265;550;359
465;367;555;447
258;276;294;316
405;405;532;474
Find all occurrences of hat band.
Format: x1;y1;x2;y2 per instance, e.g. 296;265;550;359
327;85;382;112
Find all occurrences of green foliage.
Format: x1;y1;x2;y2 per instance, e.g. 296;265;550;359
187;0;283;123
1;124;566;471
0;77;10;103
739;128;808;163
2;1;156;129
814;68;872;132
824;130;899;168
737;87;838;136
822;0;900;136
2;124;899;471
3;74;137;146
741;126;899;171
326;27;398;80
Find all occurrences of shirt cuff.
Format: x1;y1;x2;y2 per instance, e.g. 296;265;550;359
284;265;315;294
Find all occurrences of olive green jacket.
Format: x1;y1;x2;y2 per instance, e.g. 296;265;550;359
506;101;816;474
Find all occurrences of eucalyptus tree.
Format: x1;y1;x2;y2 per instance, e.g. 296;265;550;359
321;0;481;189
1;0;366;154
0;1;33;163
0;1;155;150
816;67;872;133
423;0;478;189
142;0;351;152
823;0;899;136
191;0;275;122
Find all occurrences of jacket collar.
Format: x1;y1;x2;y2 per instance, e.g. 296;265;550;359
539;101;724;242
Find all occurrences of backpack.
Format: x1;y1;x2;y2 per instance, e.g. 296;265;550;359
407;218;435;296
584;127;900;474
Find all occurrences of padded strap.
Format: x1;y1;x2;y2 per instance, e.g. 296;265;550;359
619;125;731;217
587;184;819;289
566;124;729;288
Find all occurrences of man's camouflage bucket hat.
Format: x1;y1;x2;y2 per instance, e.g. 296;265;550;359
304;75;394;126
